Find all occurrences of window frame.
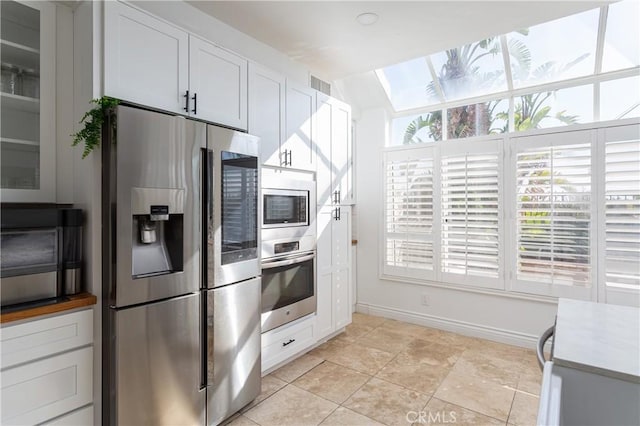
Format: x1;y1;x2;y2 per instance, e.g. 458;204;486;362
380;118;640;305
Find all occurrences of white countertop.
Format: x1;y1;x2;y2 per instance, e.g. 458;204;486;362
554;299;640;383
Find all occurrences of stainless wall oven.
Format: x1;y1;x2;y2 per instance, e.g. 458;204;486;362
261;250;316;332
261;168;316;332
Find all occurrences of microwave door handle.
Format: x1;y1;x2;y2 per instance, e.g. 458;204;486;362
261;253;315;269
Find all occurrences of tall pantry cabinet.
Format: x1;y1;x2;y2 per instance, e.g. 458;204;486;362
315;93;354;341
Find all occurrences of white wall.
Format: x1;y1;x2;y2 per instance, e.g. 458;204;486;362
354;107;558;348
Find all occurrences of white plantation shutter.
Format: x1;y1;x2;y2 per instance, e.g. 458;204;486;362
604;127;640;291
441;140;502;288
384;147;435;279
512;130;594;298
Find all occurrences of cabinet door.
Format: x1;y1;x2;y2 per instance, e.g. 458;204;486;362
316;206;334;274
332;206;351;270
1;347;93;425
284;82;316;172
104;1;189;115
330;98;353;205
316;93;333;206
189;36;248;130
333;267;351;330
0;0;56;202
315;270;333;341
248;63;285;166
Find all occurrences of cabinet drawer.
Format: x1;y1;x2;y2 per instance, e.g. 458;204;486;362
45;405;93;426
1;309;93;369
262;317;314;371
1;346;93;425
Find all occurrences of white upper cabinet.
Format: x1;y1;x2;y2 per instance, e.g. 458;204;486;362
189;36;247;129
316;93;354;206
284;81;316;172
332;98;353;205
104;2;248;130
248;63;285;166
1;0;56;202
104;1;189;115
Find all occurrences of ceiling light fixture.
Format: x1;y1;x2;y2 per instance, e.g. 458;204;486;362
356;12;379;26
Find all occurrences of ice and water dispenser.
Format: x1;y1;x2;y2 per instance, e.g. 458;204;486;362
131;188;184;278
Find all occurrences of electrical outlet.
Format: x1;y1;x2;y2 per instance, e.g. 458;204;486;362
421;293;429;306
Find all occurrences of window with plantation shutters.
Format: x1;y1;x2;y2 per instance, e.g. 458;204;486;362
513;130;593;297
384;148;435;279
441;140;502;288
604;130;640;291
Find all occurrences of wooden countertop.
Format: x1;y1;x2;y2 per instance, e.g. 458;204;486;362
1;293;97;324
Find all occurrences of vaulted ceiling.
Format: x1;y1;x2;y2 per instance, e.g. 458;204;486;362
188;1;610;81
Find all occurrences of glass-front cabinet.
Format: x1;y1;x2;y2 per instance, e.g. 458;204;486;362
1;0;55;202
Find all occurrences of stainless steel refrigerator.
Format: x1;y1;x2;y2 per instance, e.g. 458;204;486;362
102;105;261;426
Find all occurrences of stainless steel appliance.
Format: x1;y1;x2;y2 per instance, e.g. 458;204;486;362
0;206;83;307
102;105;261;426
260;169;317;332
205;125;261;426
261;249;316;332
261;168;316;258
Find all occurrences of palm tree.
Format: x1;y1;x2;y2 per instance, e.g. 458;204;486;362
403;34;586;143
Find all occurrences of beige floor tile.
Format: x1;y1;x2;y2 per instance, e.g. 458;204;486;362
376;341;460;394
401;339;463;365
467;340;530;365
271;354;324;383
434;370;515;421
321;343;395;375
351;312;387;328
344;377;431;426
508;390;540;426
319;406;385;426
309;340;349;360
428;330;483;350
452;350;521;387
379;319;430;337
517;367;542;396
420;398;504;426
293;361;370;404
331;323;375;344
354;327;415;355
223;414;259;426
244;384;337;426
241;374;287;412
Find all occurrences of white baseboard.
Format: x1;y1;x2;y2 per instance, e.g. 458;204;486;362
356;302;541;349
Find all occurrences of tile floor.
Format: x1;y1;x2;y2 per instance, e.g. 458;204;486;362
226;313;542;426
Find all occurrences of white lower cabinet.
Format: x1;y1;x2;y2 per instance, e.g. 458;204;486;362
45;405;94;426
261;315;315;372
316;205;352;342
0;309;94;425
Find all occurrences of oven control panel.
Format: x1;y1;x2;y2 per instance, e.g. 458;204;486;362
274;241;299;254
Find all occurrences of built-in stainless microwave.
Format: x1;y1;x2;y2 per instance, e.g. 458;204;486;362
263;188;309;228
261;169;316;261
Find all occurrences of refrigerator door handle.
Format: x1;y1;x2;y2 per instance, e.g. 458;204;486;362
200;290;209;390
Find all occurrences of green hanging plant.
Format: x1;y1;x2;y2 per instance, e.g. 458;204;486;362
72;96;119;158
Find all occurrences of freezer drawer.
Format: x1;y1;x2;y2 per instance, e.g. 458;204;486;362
113;293;204;426
207;277;261;425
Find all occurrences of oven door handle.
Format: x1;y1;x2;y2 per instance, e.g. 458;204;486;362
261;252;315;269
